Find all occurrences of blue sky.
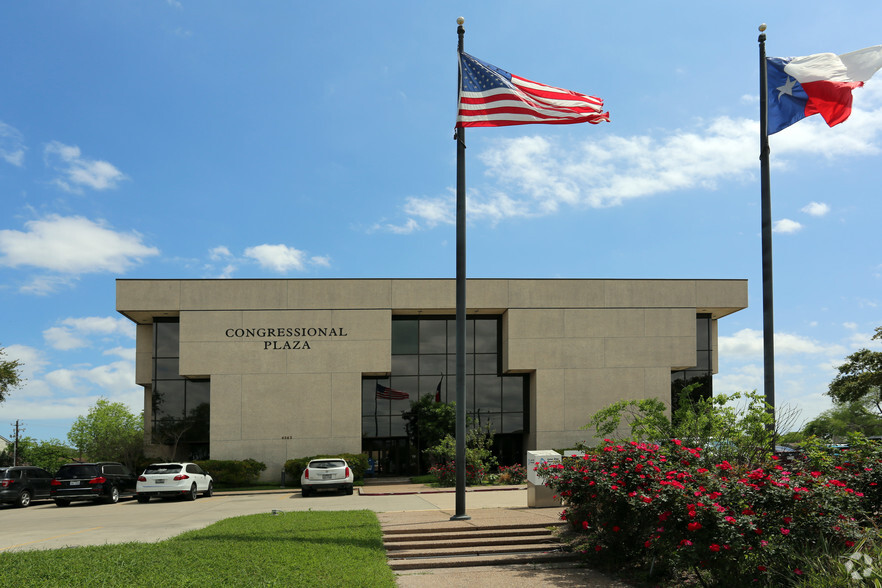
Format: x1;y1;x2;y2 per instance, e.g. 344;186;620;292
1;2;881;443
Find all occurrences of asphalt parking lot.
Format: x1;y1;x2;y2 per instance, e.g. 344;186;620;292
0;487;529;553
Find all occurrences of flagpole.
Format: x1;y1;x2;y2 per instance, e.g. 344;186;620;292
451;15;470;521
758;24;776;414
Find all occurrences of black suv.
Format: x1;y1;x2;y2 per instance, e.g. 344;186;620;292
50;462;137;506
0;466;53;507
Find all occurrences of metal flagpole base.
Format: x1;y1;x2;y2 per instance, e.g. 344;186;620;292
450;514;471;521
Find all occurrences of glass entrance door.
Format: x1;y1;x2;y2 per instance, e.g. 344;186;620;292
362;438;410;476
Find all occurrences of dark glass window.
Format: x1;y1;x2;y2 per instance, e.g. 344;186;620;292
154;358;179;380
419;355;446;377
391;355;418;375
671;314;714;410
364;316;527;438
154;321;179;358
152;318;210;459
391;320;418;354
474;320;497;353
419;320;446;354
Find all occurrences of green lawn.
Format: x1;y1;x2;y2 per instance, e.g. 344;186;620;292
0;510;396;587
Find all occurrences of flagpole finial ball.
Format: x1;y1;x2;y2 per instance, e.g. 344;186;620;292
758;23;767;32
457;16;464;25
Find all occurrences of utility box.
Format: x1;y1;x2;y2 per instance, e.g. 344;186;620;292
526;450;562;508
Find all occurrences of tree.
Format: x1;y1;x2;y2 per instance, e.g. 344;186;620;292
0;345;24;404
0;436;74;472
802;399;882;441
587;386;799;467
425;418;498;485
67;398;144;469
402;395;456;473
828;326;882;416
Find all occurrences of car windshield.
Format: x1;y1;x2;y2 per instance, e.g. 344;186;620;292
144;464;183;474
310;460;345;469
56;465;99;479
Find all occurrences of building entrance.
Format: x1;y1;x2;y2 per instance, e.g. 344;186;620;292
362;438;410;477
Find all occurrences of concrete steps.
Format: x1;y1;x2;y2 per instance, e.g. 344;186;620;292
384;521;579;571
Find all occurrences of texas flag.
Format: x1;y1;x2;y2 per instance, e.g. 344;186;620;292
767;45;882;134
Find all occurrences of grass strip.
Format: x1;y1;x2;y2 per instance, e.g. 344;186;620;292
0;510;396;587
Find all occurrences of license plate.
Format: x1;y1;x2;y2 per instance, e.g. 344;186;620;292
322;474;333;480
70;480;80;486
156;479;165;484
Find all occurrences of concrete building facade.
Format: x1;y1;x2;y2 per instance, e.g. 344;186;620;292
116;278;747;481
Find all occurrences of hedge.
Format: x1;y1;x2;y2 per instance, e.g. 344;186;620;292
194;458;266;486
284;453;369;486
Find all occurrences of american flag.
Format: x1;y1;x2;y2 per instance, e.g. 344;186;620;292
456;52;609;128
376;383;409;400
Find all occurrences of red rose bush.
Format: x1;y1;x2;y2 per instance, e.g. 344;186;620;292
538;439;869;585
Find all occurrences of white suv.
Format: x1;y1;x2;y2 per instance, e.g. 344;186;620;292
136;462;214;502
300;459;354;497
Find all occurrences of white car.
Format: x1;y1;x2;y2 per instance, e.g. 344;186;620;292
300;459;354;497
136;462;214;503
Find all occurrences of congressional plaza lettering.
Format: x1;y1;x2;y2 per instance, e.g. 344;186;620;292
224;327;348;350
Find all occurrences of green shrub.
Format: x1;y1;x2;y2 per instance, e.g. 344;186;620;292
242;458;267;481
424;421;498;486
284;453;369;486
195;459;266;486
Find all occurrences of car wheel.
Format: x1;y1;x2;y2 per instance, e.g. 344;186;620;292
186;483;197;501
301;487;311;498
137;495;150;504
54;499;70;507
16;490;32;508
345;486;354;496
105;485;120;504
203;482;213;498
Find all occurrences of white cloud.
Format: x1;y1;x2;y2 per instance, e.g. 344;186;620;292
719;328;847;359
775;332;847;355
19;275;78;296
0;121;26;167
43;316;136;350
44;141;127;193
387;101;882;231
772;103;882;159
773;218;803;234
849;329;882;351
715;327;858;431
209;246;232;260
0;215;160;275
373;217;421;235
404;195;456;226
103;346;135;360
1;351;141;427
244;244;307;273
43;327;87;351
0;335;142;432
801;201;830;217
240;244;331;274
2;344;49;381
60;316;135;337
